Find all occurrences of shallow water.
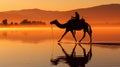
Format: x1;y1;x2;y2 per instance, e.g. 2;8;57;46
0;27;120;67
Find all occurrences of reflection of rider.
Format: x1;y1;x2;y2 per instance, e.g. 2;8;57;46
72;12;80;22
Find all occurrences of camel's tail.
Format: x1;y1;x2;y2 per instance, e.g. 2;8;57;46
88;24;92;34
73;30;76;35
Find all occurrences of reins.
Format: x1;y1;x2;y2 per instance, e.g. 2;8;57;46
50;25;55;60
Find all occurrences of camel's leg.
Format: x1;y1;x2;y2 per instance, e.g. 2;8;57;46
87;31;92;43
58;30;69;42
79;31;86;42
78;44;86;57
70;30;77;42
58;43;69;57
71;43;77;57
86;43;92;61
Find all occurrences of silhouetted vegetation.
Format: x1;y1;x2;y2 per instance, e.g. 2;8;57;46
31;20;46;25
10;22;13;25
0;19;46;26
20;19;31;24
20;19;46;25
15;22;18;25
2;19;8;25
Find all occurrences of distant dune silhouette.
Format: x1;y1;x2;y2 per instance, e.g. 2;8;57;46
0;4;120;25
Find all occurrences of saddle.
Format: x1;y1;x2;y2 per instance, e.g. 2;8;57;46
70;18;85;27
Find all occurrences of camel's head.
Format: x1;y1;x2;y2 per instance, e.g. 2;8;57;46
50;59;58;65
50;20;58;25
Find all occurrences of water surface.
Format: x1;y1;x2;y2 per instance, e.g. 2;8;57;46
0;27;119;67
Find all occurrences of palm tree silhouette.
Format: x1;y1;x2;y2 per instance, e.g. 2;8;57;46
51;43;92;67
50;18;92;43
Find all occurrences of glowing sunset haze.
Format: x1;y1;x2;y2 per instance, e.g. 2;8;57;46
0;4;119;26
0;1;120;67
0;0;120;11
0;0;119;26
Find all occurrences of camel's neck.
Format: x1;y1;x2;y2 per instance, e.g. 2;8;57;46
54;21;66;28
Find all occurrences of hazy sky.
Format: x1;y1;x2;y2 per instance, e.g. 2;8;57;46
0;0;120;11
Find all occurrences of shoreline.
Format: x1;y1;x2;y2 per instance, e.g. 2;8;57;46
59;42;120;45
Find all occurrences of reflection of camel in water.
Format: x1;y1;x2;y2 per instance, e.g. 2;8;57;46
50;18;92;43
51;43;92;67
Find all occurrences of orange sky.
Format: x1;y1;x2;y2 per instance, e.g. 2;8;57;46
0;0;120;11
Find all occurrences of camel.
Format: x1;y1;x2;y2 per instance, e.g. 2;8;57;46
50;18;92;43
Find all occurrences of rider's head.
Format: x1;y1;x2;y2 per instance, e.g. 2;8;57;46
75;12;78;14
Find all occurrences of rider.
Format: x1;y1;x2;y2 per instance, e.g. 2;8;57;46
71;12;81;34
72;12;80;22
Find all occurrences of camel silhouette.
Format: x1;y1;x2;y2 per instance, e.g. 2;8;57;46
50;18;92;43
51;43;92;67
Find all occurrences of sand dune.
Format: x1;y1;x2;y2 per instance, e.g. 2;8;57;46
0;4;119;26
